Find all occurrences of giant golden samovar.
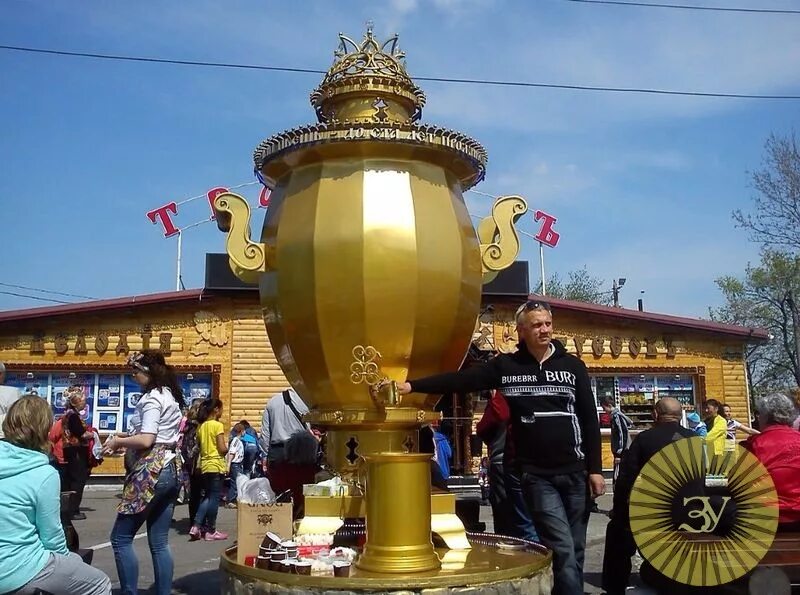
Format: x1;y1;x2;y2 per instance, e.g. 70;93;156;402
214;26;526;574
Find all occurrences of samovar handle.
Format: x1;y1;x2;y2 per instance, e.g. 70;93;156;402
212;192;272;284
477;195;528;283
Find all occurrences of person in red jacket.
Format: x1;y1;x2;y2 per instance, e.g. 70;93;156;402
742;391;800;531
475;389;537;541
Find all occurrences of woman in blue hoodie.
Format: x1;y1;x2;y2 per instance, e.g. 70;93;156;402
0;394;111;594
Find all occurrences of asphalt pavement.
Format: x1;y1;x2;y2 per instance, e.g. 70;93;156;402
76;479;651;594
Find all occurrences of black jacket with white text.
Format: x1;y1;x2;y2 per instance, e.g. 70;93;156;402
411;339;602;476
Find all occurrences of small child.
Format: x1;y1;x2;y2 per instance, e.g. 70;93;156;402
225;423;245;508
686;411;707;437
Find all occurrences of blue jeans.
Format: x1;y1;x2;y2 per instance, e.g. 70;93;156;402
111;460;178;595
242;444;258;477
194;472;223;530
506;469;538;541
228;462;244;502
521;470;588;595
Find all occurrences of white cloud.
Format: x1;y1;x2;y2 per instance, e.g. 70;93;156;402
599;150;692;173
389;0;419;16
488;157;599;209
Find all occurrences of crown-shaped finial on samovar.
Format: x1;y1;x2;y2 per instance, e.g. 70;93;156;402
310;27;426;124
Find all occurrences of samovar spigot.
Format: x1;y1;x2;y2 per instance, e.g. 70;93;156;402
370;379;401;408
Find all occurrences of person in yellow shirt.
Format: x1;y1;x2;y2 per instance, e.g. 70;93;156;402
703;399;727;457
190;399;229;542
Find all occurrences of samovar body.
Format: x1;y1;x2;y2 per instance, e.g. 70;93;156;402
261;157;481;416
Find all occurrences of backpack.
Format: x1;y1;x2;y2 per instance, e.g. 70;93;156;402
180;421;200;473
61;409;85;447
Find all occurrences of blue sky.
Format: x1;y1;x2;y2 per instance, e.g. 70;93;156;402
1;0;799;318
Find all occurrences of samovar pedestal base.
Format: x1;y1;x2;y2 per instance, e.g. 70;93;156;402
220;539;553;595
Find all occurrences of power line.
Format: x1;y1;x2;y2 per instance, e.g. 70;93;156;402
561;0;800;14
0;282;96;300
0;45;326;75
2;44;799;100
0;290;72;305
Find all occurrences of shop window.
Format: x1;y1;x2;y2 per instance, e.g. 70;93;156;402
592;376;616;429
5;371;213;434
655;375;695;407
619;375;656;430
3;372;49;399
589;373;697;432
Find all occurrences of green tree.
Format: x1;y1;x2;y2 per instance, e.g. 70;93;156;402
711;250;800;395
536;266;613;306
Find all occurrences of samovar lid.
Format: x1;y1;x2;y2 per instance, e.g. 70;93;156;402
309;23;426;125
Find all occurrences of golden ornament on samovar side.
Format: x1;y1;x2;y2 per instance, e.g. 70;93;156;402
214;25;527;574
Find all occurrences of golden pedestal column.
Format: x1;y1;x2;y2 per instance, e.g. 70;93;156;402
357;453;441;573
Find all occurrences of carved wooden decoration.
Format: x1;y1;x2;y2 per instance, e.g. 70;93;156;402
467;320;683;362
74;332;88;355
646;337;658;358
141;329;153;350
191;311;228;356
472;321;493;351
115;335;129;356
30;333;45;355
159;333;173;356
95;332;109;355
574;336;585;357
497;322;518;354
54;334;68;356
610;336;623;358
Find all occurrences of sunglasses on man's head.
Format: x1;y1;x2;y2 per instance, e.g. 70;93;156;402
516;300;552;317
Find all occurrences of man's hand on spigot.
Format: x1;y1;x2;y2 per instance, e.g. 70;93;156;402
373;379;411;395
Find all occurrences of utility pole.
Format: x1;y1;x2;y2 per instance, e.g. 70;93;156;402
612;278;626;308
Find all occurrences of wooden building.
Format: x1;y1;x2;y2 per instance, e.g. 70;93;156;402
0;261;767;476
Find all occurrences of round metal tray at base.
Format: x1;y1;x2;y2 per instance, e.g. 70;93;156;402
220;533;553;594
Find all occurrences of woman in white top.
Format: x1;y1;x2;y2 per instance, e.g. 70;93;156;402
103;350;184;595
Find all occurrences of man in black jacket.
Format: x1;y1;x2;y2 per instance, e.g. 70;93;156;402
394;300;603;595
601;397;696;594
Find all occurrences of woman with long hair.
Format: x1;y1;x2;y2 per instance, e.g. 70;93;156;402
62;385;93;520
190;398;229;541
0;395;111;594
103;350;185;595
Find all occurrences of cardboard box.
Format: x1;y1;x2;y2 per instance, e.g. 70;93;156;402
236;502;293;564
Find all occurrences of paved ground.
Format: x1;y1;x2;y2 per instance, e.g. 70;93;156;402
78;480;651;594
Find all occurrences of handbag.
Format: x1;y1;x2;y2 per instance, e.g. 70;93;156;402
281;390;320;466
